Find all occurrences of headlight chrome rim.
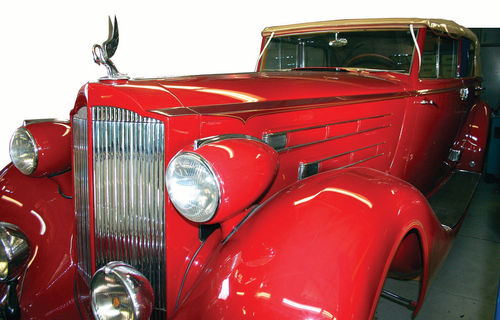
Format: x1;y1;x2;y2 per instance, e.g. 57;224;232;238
166;152;221;223
9;127;38;175
0;222;30;283
91;261;154;320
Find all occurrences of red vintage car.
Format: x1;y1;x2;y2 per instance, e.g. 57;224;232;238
0;18;490;319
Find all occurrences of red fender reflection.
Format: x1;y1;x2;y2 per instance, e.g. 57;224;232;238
173;167;453;319
0;165;78;319
455;100;491;171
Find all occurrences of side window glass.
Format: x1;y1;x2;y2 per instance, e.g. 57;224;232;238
420;31;439;78
459;38;475;77
419;30;460;79
468;41;475;77
439;36;459;78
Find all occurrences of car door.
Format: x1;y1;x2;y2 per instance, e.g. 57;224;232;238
406;30;471;194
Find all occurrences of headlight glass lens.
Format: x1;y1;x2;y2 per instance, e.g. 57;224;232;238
9;127;38;175
91;262;153;320
166;153;220;222
92;271;134;319
0;223;30;282
0;246;9;280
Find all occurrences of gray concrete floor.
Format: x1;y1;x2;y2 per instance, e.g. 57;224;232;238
375;178;500;319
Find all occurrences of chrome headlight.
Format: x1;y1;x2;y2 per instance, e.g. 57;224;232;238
9;127;38;175
91;262;154;320
166;152;220;222
0;223;30;283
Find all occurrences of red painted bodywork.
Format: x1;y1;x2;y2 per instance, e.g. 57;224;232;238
0;21;490;320
172;167;450;319
24;121;72;177
455;100;491;171
0;165;78;319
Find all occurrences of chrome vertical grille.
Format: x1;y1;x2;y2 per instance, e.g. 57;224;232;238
73;106;166;318
73;107;91;280
92;106;166;317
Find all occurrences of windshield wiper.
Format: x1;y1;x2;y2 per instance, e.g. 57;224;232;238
292;67;350;72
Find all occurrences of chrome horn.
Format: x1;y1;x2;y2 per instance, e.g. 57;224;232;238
92;16;129;79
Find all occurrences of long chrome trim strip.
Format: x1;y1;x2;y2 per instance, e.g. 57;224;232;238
267;113;391;136
23;118;68;126
191;93;404;119
152;92;406;122
309;142;385;165
279;125;390;152
194;134;262;150
298;143;385;180
415;86;468;96
146;86;468;122
263;114;391;151
335;153;385;170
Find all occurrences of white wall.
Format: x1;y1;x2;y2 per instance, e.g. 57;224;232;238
0;0;496;167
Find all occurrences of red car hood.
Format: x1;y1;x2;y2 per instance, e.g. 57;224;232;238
103;71;408;118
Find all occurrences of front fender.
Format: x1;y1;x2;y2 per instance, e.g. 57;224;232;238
173;167;451;319
0;164;78;319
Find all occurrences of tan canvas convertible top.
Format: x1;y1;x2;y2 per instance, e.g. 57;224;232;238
262;18;480;76
262;18;477;42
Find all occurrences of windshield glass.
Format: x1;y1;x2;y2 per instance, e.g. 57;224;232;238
261;30;416;73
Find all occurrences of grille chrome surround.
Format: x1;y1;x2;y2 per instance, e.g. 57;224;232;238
73;106;166;318
73;107;91;280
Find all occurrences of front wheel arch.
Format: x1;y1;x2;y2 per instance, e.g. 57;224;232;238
389;229;424;279
373;227;427;317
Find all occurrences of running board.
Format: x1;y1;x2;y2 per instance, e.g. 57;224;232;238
428;170;481;229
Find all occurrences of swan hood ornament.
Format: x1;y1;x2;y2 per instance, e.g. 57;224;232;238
92;16;129;79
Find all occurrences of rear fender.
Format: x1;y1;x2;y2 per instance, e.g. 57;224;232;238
0;164;78;319
173;167;449;319
455;100;491;171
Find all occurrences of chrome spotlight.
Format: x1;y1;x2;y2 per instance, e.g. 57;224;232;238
0;223;30;283
91;261;154;320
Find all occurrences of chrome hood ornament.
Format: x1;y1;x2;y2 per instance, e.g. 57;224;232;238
92;16;129;79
